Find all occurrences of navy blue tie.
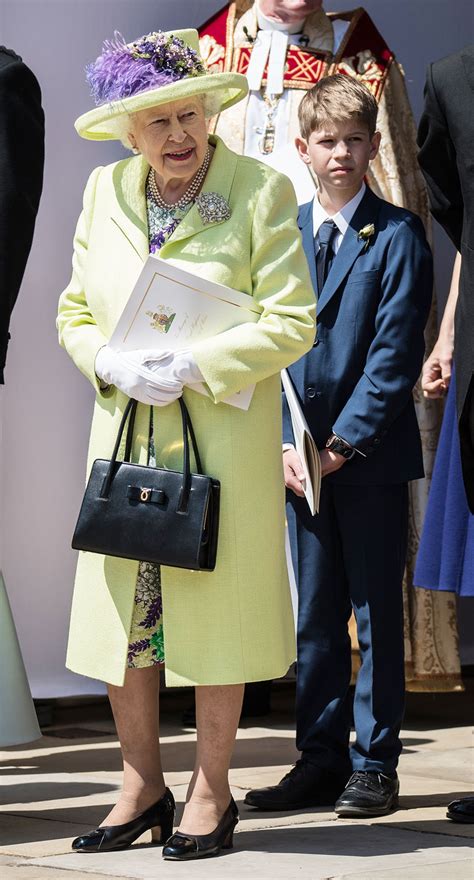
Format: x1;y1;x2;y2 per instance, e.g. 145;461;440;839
315;220;338;296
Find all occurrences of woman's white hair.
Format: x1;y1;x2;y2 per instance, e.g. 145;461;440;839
116;92;222;151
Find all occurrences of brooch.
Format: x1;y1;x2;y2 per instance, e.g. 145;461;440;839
357;223;375;251
196;192;231;225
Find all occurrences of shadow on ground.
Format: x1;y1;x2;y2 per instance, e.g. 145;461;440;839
233;822;472;855
1;791;473;848
0;734;299;776
0;781;118;806
0;814;469;855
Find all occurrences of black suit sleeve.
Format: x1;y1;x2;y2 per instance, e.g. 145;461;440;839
0;54;45;381
417;62;463;250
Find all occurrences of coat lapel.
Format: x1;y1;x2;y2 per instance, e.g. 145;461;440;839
160;135;238;252
110;155;150;264
109;135;238;263
317;188;381;315
298;200;317;294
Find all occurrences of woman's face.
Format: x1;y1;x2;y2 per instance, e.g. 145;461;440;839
128;97;208;185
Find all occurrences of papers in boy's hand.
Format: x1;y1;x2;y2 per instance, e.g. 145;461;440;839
281;368;321;515
110;255;261;411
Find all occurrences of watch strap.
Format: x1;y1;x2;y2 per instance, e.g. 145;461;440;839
326;433;355;460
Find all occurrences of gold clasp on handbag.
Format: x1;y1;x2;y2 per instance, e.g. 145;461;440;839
140;487;151;502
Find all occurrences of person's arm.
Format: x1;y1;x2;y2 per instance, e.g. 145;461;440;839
190;171;316;402
417;62;463;250
281;378;344;487
0;54;44;380
332;215;433;454
57;167;112;393
422;251;460;398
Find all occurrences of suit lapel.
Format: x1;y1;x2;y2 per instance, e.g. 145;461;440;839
461;47;474;93
298;201;317;294
317;188;381;315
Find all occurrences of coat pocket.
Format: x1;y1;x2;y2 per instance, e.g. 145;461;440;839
344;268;380;286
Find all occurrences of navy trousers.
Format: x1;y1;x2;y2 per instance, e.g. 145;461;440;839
287;481;408;775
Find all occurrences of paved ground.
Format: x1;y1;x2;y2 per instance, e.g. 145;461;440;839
0;692;472;880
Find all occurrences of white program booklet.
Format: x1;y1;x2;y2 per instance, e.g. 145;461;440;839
110;255;261;410
281;368;321;515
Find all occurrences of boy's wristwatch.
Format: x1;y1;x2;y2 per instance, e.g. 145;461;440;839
326;433;355;460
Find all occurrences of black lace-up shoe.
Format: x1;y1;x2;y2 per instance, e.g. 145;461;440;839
244;760;350;811
447;796;474;823
335;771;399;817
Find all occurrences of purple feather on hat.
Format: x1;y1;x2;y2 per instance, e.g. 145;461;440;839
86;31;205;105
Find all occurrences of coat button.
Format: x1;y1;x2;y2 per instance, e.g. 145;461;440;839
306;387;316;399
373;438;381;446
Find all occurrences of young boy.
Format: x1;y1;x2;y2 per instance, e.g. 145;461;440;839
246;75;433;817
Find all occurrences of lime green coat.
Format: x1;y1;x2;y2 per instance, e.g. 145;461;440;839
58;136;315;687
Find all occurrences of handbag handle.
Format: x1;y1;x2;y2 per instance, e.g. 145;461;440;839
100;397;204;514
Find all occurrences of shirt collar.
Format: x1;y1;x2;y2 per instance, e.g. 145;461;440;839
312;182;366;239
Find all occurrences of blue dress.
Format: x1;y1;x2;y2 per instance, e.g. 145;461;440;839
414;369;474;596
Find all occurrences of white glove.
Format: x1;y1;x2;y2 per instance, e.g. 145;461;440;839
95;346;183;406
125;348;204;388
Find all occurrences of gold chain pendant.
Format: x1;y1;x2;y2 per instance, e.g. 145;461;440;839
259;120;276;154
258;93;280;155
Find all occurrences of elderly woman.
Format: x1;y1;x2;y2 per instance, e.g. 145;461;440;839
58;29;315;861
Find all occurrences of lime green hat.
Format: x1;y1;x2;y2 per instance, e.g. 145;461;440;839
75;28;248;141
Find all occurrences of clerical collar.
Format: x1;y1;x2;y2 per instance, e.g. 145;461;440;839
256;3;305;34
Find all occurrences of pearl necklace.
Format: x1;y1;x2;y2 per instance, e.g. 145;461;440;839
147;147;211;211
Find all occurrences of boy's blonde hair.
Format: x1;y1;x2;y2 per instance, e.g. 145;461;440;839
298;74;378;140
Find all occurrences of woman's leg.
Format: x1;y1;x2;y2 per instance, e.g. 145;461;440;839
102;665;165;826
179;683;244;834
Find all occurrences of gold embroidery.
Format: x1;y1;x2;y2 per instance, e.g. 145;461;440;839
335;50;391;100
199;34;226;72
234;45;329;89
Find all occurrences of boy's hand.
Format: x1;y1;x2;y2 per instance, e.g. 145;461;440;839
319;448;346;477
422;338;454;398
283;448;306;497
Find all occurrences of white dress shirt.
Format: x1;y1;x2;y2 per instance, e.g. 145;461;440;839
312;182;366;252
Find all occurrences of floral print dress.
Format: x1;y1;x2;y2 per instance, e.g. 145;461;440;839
127;183;194;670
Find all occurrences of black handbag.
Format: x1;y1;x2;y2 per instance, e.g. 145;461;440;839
72;397;220;571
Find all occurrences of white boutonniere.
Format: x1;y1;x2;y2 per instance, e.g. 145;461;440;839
357;223;375;251
196;192;231;225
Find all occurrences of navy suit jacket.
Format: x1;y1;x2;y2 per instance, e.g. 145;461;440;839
283;187;433;484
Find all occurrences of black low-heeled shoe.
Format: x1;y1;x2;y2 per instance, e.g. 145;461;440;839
162;797;239;861
72;787;175;853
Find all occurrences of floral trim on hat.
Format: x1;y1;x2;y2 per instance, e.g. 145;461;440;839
87;31;205;105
